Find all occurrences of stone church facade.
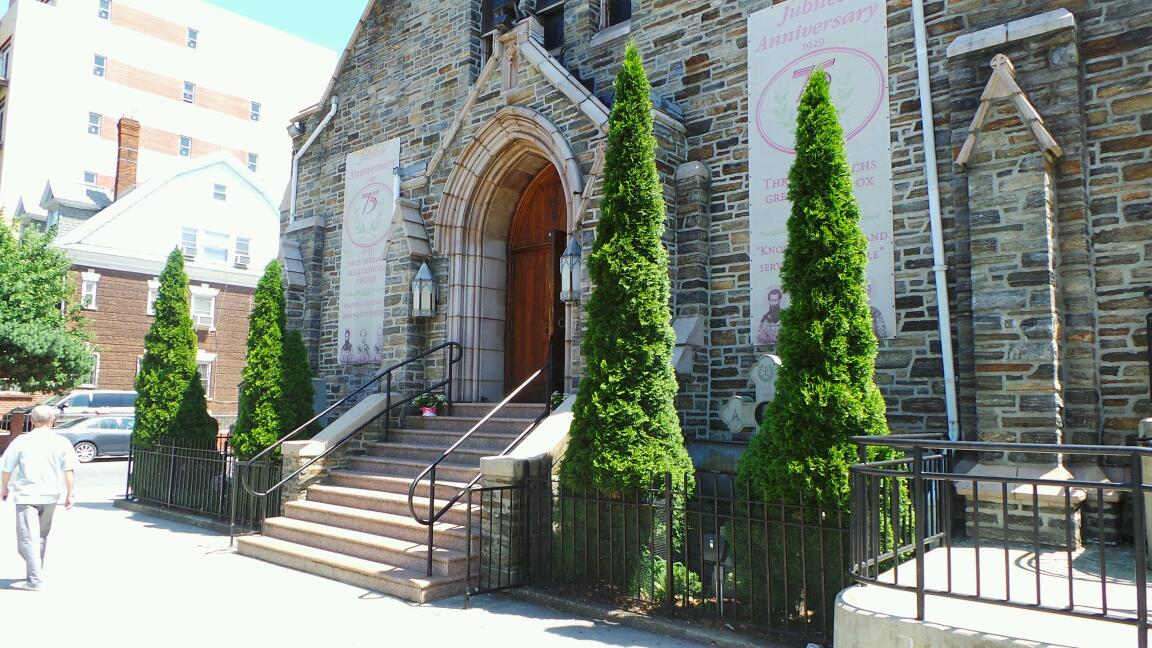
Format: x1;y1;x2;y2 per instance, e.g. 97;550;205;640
283;0;1152;468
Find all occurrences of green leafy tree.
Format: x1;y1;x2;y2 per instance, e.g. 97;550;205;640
733;69;892;631
171;370;219;444
737;69;889;509
559;42;693;493
231;261;285;459
0;224;93;392
281;328;319;437
134;249;199;446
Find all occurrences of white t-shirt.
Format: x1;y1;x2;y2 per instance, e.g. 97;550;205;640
1;427;79;505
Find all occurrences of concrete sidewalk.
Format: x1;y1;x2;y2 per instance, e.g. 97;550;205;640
0;461;704;648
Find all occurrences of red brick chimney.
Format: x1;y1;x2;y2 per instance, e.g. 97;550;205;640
114;117;140;200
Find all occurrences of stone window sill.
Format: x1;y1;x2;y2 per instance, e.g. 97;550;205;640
590;20;631;49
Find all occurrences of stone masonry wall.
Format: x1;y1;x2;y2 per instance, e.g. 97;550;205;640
286;0;1152;450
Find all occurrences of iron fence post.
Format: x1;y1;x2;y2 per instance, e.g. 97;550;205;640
229;456;238;545
385;373;392;442
465;486;474;610
166;439;176;507
664;472;674;611
1132;452;1148;648
427;466;437;578
913;443;926;621
125;442;134;501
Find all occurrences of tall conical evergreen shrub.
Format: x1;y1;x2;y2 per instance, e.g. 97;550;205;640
231;261;285;459
559;43;693;493
281;328;319;437
134;249;199;446
737;69;889;509
171;370;219;444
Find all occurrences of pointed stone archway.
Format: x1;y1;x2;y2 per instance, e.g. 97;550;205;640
437;106;584;403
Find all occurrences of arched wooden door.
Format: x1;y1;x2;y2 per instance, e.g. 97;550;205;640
506;166;566;402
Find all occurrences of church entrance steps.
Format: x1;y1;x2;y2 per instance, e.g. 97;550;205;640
259;516;470;576
366;441;499;463
235;535;468;604
284;500;477;551
305;483;479;527
403;415;537;435
347;455;480;481
382;429;518;451
236;400;542;603
325;471;470;499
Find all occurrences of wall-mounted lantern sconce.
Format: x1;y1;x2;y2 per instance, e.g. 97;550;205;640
560;236;582;302
411;262;436;318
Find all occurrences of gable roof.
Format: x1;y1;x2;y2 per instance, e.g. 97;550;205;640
56;152;276;248
39;181;113;212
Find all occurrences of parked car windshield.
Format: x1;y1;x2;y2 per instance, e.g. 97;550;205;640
41;395;66;406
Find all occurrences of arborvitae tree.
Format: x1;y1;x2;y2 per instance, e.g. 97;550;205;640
231;260;285;459
134;249;199;446
0;224;93;392
738;68;890;509
281;328;319;437
171;370;219;445
559;43;693;493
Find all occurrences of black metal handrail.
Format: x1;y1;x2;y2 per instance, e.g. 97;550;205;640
849;435;1152;648
230;342;462;536
407;358;555;577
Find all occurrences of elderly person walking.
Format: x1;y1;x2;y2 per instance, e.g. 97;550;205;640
1;405;78;591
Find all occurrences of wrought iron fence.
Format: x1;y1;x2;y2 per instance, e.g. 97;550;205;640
467;469;851;646
126;436;282;532
850;435;1152;648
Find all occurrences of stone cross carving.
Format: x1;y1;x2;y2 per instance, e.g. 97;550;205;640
720;354;781;435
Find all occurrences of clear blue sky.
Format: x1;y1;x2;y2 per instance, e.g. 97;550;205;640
204;0;365;51
0;0;365;52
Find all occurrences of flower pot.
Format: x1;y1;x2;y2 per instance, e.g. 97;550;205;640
420;406;438;417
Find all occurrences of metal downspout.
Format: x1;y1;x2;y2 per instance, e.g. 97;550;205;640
289;96;339;224
912;0;960;441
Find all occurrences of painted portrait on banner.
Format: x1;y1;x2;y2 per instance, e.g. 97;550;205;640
337;138;401;365
747;0;895;340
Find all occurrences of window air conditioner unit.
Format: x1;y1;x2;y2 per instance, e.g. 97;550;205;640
233;254;250;269
193;314;213;329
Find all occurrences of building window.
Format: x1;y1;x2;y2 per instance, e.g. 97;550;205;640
0;100;6;145
98;0;110;20
203;231;229;263
136;356;143;376
183;81;196;103
81;353;100;388
83;170;97;185
602;0;631;28
0;42;11;80
537;0;565;51
250;101;261;121
190;284;218;330
187;28;199;49
93;53;106;77
234;237;251;269
213;184;227;201
179;135;191;157
146;278;159;315
247;153;258;173
88;112;102;135
47;210;61;229
181;228;197;260
80;270;101;309
197;359;212;396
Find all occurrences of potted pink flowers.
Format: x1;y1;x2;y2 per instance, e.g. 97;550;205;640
413;392;447;416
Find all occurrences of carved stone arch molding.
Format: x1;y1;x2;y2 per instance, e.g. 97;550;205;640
437;106;584;402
